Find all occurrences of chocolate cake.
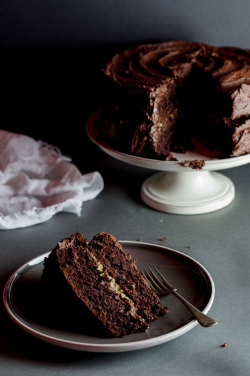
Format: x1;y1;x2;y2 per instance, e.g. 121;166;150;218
42;232;167;337
96;40;250;160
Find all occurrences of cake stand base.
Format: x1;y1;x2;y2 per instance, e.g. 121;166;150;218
141;171;235;215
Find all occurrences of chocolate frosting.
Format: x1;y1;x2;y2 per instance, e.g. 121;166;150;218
105;41;250;93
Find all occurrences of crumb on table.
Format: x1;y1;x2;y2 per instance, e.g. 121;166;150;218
160;237;168;241
221;342;228;348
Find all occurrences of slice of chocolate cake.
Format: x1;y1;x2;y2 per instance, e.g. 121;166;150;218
89;232;166;323
42;232;167;337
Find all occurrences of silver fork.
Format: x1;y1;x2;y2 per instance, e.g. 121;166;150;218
142;266;217;328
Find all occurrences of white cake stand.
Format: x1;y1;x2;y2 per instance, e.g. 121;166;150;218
86;112;250;215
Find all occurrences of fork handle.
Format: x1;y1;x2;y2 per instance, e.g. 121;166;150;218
171;290;217;327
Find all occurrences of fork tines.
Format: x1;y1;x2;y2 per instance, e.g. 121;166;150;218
143;267;176;296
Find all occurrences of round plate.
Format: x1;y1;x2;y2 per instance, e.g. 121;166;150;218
86;109;250;172
3;241;215;353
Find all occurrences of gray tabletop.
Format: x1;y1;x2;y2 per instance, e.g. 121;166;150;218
0;145;250;376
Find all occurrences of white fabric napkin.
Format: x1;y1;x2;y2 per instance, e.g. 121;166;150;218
0;130;104;229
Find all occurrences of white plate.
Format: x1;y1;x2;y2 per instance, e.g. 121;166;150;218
3;241;215;353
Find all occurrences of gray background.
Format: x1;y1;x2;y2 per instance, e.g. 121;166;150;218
1;0;250;163
1;1;250;375
1;161;250;376
1;0;250;49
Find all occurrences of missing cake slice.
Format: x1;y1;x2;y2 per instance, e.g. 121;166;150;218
42;232;167;337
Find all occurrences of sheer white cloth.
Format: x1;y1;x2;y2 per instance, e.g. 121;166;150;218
0;130;104;229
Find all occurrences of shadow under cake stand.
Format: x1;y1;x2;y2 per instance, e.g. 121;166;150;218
86;114;250;215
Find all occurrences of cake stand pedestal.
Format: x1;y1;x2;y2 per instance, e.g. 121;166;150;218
86;111;250;215
140;170;234;215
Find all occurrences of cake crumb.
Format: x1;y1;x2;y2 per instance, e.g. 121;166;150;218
186;245;191;249
160;237;168;241
221;342;228;348
159;237;168;246
179;160;205;170
136;238;141;242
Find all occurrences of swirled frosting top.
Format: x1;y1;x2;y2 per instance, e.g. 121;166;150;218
105;41;250;92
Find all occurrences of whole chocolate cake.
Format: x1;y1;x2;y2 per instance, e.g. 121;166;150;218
96;40;250;160
42;232;167;337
